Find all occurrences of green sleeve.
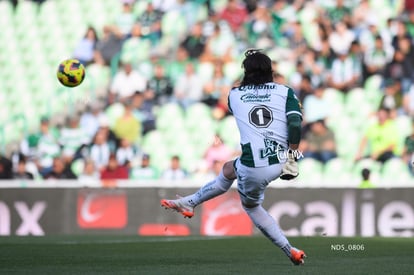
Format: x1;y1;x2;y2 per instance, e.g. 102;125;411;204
287;114;302;145
285;88;302;117
285;88;302;145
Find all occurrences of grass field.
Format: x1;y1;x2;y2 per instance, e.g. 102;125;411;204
0;236;412;275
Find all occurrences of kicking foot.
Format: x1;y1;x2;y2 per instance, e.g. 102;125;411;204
290;248;306;265
160;198;194;218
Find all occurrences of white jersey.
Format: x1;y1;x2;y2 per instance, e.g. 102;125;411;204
228;82;302;168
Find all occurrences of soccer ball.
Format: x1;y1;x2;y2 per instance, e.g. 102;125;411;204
56;59;85;87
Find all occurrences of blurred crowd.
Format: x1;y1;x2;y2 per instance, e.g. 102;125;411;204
2;0;414;183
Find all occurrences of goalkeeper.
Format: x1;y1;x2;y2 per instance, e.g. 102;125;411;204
161;49;305;265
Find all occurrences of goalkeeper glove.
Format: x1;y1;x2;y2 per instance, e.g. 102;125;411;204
280;150;299;180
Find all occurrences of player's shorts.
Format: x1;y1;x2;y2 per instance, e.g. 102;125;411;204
234;158;284;206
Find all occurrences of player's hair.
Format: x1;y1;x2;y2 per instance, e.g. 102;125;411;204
240;49;273;86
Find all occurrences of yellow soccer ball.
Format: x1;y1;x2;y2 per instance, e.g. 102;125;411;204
56;59;86;87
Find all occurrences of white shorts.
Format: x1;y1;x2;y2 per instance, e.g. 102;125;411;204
234;158;284;206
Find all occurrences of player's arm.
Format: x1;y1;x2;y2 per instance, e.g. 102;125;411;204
355;135;368;161
287;113;302;151
281;88;302;180
285;87;302;151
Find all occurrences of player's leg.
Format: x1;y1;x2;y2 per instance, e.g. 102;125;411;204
160;160;236;218
236;161;306;265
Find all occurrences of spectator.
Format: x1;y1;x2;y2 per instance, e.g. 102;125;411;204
137;2;163;45
0;155;13;180
173;62;204;109
211;83;232;120
88;129;111;171
363;35;394;79
78;159;100;182
295;74;314;103
200;23;236;63
203;134;234;171
130;154;159;180
180;22;207;60
59;116;90;160
351;0;374;34
402;119;414;175
286;21;308;60
328;21;355;56
289;60;308;94
94;25;124;66
384;37;414;93
116;138;136;167
315;38;335;75
379;79;404;117
300;120;337;165
403;0;414;12
79;102;107;139
109;62;147;103
120;23;151;67
355;108;399;164
406;9;414;37
269;1;289;44
219;0;248;33
325;0;351;25
100;153;129;180
303;85;330;124
147;64;174;106
359;168;374;188
72;26;99;66
244;2;272;46
301;50;324;88
13;158;34;180
167;46;191;84
202;61;232;108
97;117;118;151
113;101;142;144
44;157;77;179
358;16;384;53
161;155;187;180
115;0;136;37
20;117;60;176
327;50;361;92
403;83;414;116
131;91;156;135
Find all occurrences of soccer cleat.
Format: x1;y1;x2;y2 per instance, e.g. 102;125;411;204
290;248;306;265
160;198;194;218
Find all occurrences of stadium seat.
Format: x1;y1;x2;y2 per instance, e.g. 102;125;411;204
141;130;164;150
217;115;239;149
14;0;38;27
185;103;213;130
352;158;382;180
197;62;215;85
322;88;345;118
105;103;125;128
323;158;355;184
223;62;243;82
345;88;374;119
395;115;412;141
297;158;324;185
334;127;362;161
380;158;411;183
156;103;185;131
161;10;188;45
0;0;13;25
133;1;149;17
71;159;85;176
167;131;191;156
